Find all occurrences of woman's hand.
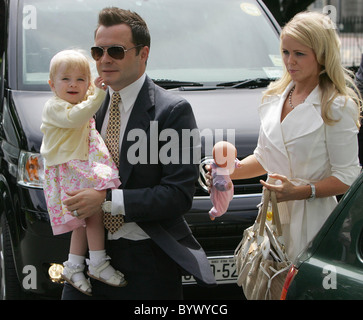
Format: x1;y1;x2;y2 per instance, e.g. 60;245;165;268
261;173;350;202
260;173;299;202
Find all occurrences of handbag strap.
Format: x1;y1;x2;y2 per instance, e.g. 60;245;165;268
258;189;270;236
270;191;282;236
258;189;283;237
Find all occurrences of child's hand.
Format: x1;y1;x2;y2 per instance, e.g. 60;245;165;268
95;77;107;90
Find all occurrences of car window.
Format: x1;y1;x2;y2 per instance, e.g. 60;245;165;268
359;228;363;262
19;0;282;90
339;179;363;264
356;186;363;261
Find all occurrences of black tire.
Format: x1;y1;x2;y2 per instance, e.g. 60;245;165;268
0;214;23;300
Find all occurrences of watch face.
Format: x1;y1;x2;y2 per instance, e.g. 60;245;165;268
102;201;112;213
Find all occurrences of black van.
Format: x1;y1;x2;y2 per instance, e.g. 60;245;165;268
0;0;281;299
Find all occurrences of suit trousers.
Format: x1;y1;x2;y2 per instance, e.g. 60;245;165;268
61;238;183;300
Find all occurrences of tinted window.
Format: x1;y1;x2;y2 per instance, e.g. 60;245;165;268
359;228;363;262
339;178;363;264
19;0;282;90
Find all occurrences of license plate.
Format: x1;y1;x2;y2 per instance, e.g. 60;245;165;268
182;256;237;284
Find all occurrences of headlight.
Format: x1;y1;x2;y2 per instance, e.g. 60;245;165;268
48;263;64;283
17;151;45;189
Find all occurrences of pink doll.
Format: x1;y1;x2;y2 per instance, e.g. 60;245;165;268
209;141;238;220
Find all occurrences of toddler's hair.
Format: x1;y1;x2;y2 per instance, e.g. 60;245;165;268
49;49;94;97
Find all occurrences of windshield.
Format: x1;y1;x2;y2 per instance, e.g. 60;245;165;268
19;0;283;90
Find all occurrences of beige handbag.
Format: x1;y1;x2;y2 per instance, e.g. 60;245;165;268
234;189;291;300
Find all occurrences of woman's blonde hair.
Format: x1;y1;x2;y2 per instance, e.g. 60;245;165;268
49;49;94;98
264;11;362;127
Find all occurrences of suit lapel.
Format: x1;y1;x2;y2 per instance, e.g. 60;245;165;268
95;78;155;187
118;76;155;186
95;91;110;132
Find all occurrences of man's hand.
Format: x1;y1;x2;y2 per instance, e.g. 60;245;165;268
205;164;212;194
64;188;106;220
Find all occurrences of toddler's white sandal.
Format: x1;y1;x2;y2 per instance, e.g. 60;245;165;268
61;262;92;296
87;258;127;287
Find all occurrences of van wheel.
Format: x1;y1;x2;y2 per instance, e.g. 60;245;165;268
0;215;22;300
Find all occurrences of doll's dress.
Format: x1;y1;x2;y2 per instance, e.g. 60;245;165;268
209;159;238;219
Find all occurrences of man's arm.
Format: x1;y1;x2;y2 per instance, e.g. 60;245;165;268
64;93;200;222
123;98;200;223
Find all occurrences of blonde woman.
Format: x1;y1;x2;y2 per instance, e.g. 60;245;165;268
227;11;362;260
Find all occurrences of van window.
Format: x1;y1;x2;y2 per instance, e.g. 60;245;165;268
18;0;282;90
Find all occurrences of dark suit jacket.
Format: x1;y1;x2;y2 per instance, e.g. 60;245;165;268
95;75;216;287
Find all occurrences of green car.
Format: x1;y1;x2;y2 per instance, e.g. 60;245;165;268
282;171;363;300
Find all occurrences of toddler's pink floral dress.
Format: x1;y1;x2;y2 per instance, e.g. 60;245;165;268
43;118;121;235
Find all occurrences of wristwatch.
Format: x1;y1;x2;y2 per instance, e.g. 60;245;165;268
101;189;112;213
308;183;316;201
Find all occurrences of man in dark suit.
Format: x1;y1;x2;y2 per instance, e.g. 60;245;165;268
62;7;215;299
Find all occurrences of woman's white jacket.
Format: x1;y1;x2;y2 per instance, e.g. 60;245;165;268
254;82;361;260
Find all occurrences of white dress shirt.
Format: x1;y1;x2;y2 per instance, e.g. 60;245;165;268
100;73;150;240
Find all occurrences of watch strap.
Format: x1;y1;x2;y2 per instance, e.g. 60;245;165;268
106;188;112;201
308;183;316;201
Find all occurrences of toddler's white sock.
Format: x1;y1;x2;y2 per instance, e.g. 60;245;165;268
65;254;86;283
68;253;85;266
88;250;116;280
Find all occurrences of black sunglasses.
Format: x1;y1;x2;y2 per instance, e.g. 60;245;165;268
91;44;144;61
